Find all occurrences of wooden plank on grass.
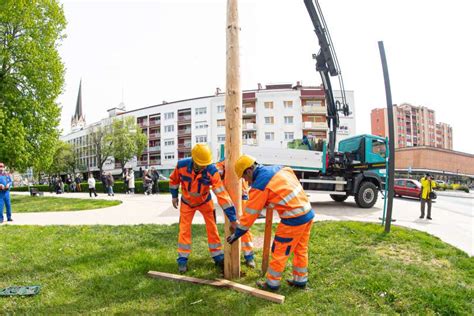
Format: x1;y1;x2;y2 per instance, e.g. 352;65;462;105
148;271;285;304
216;278;285;304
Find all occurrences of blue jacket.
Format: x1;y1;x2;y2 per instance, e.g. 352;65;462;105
0;173;13;192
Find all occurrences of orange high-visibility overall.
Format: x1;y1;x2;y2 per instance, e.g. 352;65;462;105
170;158;237;264
234;165;314;289
216;160;254;261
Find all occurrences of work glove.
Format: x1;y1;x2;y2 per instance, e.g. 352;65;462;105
227;233;239;245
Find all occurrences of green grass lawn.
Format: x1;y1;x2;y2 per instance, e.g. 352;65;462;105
0;222;472;314
10;195;122;213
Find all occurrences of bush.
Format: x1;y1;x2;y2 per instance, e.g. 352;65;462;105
12;180;170;194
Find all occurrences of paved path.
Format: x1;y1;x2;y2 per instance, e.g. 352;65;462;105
5;191;473;256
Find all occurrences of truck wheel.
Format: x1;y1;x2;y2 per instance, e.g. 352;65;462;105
330;194;348;202
355;182;378;208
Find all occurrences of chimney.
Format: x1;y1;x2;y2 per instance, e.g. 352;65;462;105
215;87;221;95
257;83;262;90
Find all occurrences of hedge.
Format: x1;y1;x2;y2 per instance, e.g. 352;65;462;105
11;180;170;194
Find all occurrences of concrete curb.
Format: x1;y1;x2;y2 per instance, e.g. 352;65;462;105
436;191;474;199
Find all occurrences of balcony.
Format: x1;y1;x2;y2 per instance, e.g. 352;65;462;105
302;105;326;114
149;119;161;127
149;159;161;165
178;115;192;125
138;121;148;128
178;143;192;151
149;132;161;139
243;107;256;116
148;146;161;153
178;129;192;137
138;160;148;166
243;138;257;145
243;122;256;131
302;121;327;130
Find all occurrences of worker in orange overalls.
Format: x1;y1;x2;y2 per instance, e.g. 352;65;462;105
215;159;255;268
170;144;238;273
227;155;315;291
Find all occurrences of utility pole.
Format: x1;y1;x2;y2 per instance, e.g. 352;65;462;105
224;0;242;279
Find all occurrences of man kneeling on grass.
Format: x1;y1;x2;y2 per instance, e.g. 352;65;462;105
227;155;315;291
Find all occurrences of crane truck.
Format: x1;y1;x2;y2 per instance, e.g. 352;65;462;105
240;0;388;208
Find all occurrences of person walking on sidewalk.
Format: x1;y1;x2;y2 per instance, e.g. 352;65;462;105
227;155;315;291
127;169;135;194
106;172;115;196
169;144;238;273
143;170;153;195
420;173;436;220
88;173;98;197
75;174;82;192
0;162;13;223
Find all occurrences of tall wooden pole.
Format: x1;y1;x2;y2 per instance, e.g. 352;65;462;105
261;208;273;275
224;0;242;279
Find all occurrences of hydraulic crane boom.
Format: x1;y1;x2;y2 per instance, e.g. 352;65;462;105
303;0;350;159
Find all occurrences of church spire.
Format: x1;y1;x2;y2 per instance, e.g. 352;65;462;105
71;79;86;130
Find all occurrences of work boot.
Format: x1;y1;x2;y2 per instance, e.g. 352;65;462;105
256;280;279;292
286;279;307;289
427;217;432;220
419;215;424;219
245;259;256;269
178;263;188;274
7;218;13;222
215;260;224;270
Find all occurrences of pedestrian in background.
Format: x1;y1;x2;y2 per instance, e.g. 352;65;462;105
101;172;108;193
75;174;82;192
123;169;130;194
106;172;115;196
88;173;98;197
127;169;135;194
0;162;13;223
151;167;160;194
143;169;153;195
66;174;73;192
420;173;436;220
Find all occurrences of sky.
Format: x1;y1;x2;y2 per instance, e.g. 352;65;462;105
58;0;474;153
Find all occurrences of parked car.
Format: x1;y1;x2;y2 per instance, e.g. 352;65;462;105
394;179;422;199
435;180;446;186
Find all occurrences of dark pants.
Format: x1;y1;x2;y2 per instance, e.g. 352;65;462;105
420;198;432;218
89;188;97;197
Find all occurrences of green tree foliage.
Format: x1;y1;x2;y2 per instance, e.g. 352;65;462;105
48;140;74;175
0;0;66;171
90;124;113;174
107;117;147;168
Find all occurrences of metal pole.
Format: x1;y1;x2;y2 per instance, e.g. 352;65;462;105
378;41;395;233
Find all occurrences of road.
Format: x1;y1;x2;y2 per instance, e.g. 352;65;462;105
5;191;473;256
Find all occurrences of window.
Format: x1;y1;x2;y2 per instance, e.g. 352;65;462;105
406;181;417;189
264;116;274;124
284;101;293;108
217;105;225;113
195;121;208;129
265;132;274;141
164;153;175;160
217;119;226;127
217;135;226;142
372;139;386;158
195;107;207;115
164;139;175;146
284;132;294;140
195;135;207;143
284;116;294;124
164;112;174;120
305;100;322;107
164;125;174;133
264;102;274;109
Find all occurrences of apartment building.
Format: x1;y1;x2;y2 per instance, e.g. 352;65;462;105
371;103;453;150
61;83;355;175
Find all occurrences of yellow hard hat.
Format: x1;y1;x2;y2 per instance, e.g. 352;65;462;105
191;143;213;166
234;154;256;178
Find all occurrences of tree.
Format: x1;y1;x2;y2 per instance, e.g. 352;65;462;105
0;0;66;171
107;117;147;168
90;123;113;174
48;140;74;175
